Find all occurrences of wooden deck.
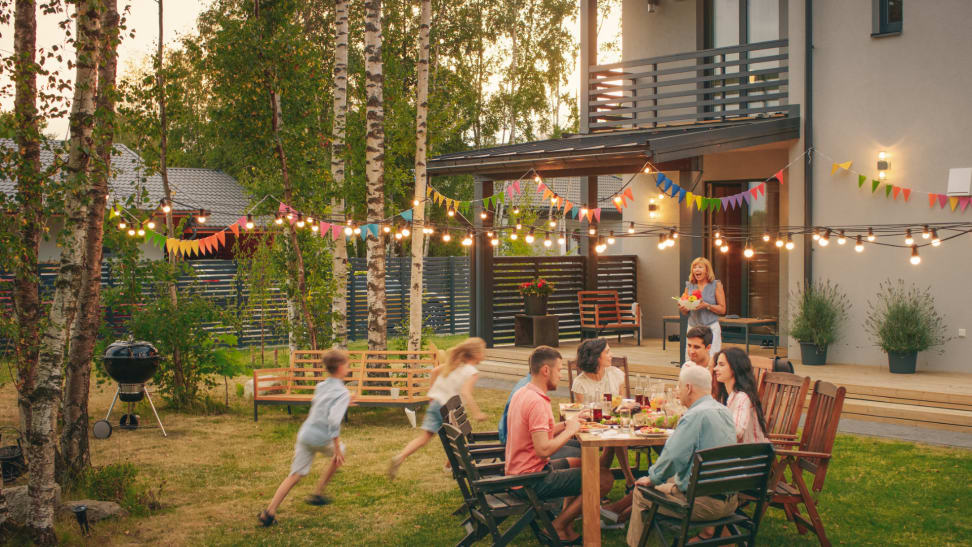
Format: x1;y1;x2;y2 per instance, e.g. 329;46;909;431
482;338;972;433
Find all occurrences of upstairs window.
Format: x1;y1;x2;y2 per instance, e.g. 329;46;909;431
873;0;903;36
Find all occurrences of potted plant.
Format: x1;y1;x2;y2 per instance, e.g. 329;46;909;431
788;280;849;366
865;279;948;374
519;277;555;316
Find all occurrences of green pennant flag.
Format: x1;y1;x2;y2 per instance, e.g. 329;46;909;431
707;198;717;212
858;174;866;188
715;198;722;212
496;192;505;204
885;184;893;198
484;196;492;209
871;180;880;193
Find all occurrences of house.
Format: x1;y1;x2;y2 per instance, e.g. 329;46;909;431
428;0;972;373
0;140;254;261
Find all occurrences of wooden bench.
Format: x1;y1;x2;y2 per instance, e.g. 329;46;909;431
252;349;439;421
578;290;641;345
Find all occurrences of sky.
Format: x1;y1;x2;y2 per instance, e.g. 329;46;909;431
0;0;619;140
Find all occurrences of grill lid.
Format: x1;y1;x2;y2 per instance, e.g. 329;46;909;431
104;340;160;384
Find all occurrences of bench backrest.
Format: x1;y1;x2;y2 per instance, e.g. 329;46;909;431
578;290;622;327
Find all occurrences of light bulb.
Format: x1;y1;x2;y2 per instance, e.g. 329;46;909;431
275;214;284;225
137;228;145;237
394;231;403;240
910;245;920;265
307;216;314;225
657;193;665;200
837;231;846;245
579;207;588;217
525;230;535;244
657;235;666;250
447;208;455;217
296;215;305;228
762;233;770;242
819;229;831;246
867;227;875;242
855;235;864;253
878;151;887;160
461;234;472;246
147;220;156;230
743;244;754;258
245;214;255;230
413;199;419;207
549;219;557;228
904;229;913;246
286;212;294;220
785;235;794;250
649;210;657;219
557;234;566;245
402;227;411;237
118;221;127;230
353;226;361;235
775;236;784;248
671;229;678;240
720;244;729;253
551;197;558;205
510;232;518;240
512;206;520;215
486;230;493;238
311;223;319;232
613;195;623;205
921;225;930;239
931;229;941;246
714;237;723;247
812;229;820;241
878;171;886;180
442;232;451;242
644;166;653;174
490;236;499;246
515;222;522;230
534;174;541;183
480;211;487;219
628;222;635;234
344;226;353;236
197;209;207;223
588;226;596;236
543;237;552;248
383;225;391;233
127;228;136;236
607;231;616;245
160;199;171;214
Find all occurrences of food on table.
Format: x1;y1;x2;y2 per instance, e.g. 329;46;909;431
561;403;585;411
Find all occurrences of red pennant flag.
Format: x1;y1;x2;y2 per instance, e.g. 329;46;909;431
892;186;901;200
216;230;226;247
229;222;240;237
236;216;247;229
758;182;766;196
938;194;949;208
750;188;759;199
623;187;634;202
593;208;602;222
902;188;911;202
772;169;784;184
536;182;547;193
928;194;937;208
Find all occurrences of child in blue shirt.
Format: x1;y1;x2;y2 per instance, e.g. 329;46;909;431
259;349;351;526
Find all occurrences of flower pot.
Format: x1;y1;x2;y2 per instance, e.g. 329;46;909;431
524;294;548;316
391;387;401;398
887;351;918;374
799;342;828;366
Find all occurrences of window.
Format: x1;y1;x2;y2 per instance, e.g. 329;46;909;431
873;0;902;36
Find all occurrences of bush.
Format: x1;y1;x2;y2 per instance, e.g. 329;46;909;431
789;280;849;349
76;463;164;517
865;279;949;353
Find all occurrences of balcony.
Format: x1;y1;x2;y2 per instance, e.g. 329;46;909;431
582;39;792;133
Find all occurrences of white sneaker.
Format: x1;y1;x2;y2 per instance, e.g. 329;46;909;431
387;455;404;480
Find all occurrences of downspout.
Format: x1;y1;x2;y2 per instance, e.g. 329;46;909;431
803;0;814;284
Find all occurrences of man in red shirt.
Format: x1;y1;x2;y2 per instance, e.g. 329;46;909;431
506;346;614;544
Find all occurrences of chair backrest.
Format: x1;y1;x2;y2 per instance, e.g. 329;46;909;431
758;371;810;438
748;356;774;389
566;355;630;403
684;443;775;503
798;380;846;491
578;290;622;327
442;423;486;485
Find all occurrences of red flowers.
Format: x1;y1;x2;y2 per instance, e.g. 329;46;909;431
519;277;555;297
692;289;702;299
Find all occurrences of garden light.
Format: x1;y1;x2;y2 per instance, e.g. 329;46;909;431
910;245;920;265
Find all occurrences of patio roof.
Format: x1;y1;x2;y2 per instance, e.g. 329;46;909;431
428;112;800;180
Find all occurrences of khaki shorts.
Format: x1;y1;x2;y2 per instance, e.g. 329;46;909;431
290;440;346;476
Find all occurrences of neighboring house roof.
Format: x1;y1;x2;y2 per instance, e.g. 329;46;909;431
0;139;251;228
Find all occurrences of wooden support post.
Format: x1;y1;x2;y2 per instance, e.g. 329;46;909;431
579;0;597;134
678;162;703;362
581;175;598;291
472;177;494;346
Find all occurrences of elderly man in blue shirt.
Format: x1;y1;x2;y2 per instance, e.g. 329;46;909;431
625;364;737;546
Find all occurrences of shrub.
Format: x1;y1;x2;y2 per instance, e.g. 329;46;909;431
865;279;949;353
76;463;164;517
789;280;849;349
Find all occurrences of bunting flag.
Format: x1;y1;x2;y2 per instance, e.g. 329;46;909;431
903;188;912;202
871;180;880;193
369;224;380;238
695;195;703;210
831;161;852;175
885;185;893;198
216;230;226;247
331;224;342;241
949;197;959;211
929;194;938;208
593;208;601;222
858;175;867;188
938;194;948;208
513;180;521;194
772;169;785;184
623;187;634;202
720;197;729;210
400;209;413;221
892;186;901;200
229;222;240;236
678;188;687;203
564;201;573;216
685;191;694;207
961;197;971;212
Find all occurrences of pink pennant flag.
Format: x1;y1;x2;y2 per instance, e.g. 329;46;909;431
536;182;547;194
506;186;513;199
593;208;602;222
332;224;342;240
772;169;784;184
513;180;521;194
938;194;949;208
236;216;247;229
319;221;330;236
928;194;937;208
278;202;288;213
960;197;971;212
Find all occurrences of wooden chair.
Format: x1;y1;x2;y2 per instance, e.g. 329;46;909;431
437;397;505;521
748;355;774;390
758;372;811;443
577;290;642;345
767;380;846;547
636;443;776;547
440;395;504;454
565;356;630;403
441;423;563;547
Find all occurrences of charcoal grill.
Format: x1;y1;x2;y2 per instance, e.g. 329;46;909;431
93;340;167;439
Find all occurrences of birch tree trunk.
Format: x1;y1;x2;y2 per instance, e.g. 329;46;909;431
29;1;102;542
364;0;387;351
330;0;349;349
407;0;431;353
61;0;118;479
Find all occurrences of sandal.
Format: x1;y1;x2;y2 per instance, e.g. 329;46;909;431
687;531;715;544
257;510;276;527
306;494;331;506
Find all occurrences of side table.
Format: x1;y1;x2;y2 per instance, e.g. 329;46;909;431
514;314;559;347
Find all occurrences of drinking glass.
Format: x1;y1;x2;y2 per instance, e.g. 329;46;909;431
618;405;632;434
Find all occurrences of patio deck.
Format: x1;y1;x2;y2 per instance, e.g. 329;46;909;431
481;338;972;433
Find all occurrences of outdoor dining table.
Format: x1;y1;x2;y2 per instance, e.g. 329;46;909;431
575;429;671;547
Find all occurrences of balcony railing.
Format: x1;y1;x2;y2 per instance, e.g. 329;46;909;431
583;39;790;132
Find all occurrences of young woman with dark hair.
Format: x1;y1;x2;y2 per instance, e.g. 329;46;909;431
713;347;768;443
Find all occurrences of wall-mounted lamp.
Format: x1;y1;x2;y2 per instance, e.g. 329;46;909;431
647;0;659;14
877;151;891;180
648;203;658;219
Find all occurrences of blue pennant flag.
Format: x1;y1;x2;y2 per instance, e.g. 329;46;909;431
678;188;687;203
400;209;413;221
360;225;370;241
662;179;673;193
670;183;681;197
368;224;380;238
656;173;665;187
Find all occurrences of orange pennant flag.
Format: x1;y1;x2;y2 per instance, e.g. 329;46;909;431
216;230;226;247
229;222;240;237
623;187;634;202
564;201;573;215
928;194;937;208
892;186;901;200
902;188;911;201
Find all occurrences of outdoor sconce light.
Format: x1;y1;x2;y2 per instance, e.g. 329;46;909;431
877;151;890;180
648;203;658;219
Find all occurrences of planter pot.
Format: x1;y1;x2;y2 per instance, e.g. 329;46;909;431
523;294;549;316
799;342;828;366
391;387;401;398
887;351;918;374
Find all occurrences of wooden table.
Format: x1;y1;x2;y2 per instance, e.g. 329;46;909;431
577;430;670;546
514;314;559;347
661;315;778;354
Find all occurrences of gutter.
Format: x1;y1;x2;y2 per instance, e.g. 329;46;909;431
803;0;814;284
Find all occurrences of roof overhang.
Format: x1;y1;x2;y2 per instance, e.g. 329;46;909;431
428;112;800;180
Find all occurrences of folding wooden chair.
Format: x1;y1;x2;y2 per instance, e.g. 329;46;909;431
437;396;505;519
636;443;776;547
767;380;846;547
441;423;563;547
758;372;811;444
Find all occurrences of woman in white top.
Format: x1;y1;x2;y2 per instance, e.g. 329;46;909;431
388;338;486;480
572;338;636;489
713;347;768;444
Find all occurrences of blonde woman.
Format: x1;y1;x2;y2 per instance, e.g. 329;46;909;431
387;337;487;479
679;257;726;359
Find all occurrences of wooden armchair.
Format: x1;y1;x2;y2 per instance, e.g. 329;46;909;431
758;372;811;444
565;356;630;404
767;380;846;547
578;290;641;345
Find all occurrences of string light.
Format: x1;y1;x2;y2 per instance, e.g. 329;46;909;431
486;230;493;238
644;166;653;174
774;235;784;248
743;241;754;258
904;229;914;246
534;174;542;183
670;228;679;241
812;229;820;241
657;235;666;250
837;230;846;245
613;195;623;206
543;235;552;247
306;216;314;225
118;220;127;230
344;223;353;236
413;199;419;207
394;231;403;240
910;245;921;265
311;223;319;233
931;229;941;246
657;192;665;200
383;225;392;234
550;196;558;205
512;206;520;215
146;220;156;230
160;199;171;214
515;222;522;231
548;219;557;228
579;207;588;218
245;214;255;230
480;210;487;220
197;209;207;224
353;225;361;235
275;213;283;225
762;233;770;242
921;225;930;239
525;229;535;244
557;233;566;245
442;232;451;242
867;227;876;242
296;214;305;228
819;229;831;246
588;225;597;236
714;230;723;247
628;222;635;234
596;236;607;253
447;207;455;217
855;235;864;252
607;231;616;245
490;235;500;246
785;234;795;250
720;243;729;253
137;228;145;237
127;228;136;237
286;211;294;220
461;232;473;246
510;231;518;240
402;226;411;237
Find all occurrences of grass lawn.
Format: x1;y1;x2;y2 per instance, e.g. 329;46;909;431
0;355;970;545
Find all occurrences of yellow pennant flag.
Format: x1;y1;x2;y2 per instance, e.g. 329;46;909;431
190;240;201;256
950;197;959;211
685;192;694;208
830;163;840;175
165;238;176;253
181;240;191;257
695;195;703;210
426;186;433;197
839;161;852;171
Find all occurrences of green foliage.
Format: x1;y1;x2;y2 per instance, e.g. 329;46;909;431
865;279;949;354
788;280;849;349
75;463;163;517
518;277;555;297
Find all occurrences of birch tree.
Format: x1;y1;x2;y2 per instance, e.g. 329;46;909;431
407;0;430;352
61;0;120;478
364;0;387;351
29;0;102;541
331;0;349;348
